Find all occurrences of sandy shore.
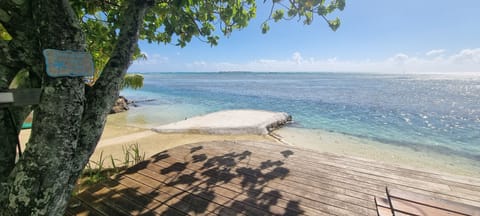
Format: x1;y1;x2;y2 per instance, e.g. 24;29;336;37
90;128;277;168
18;110;480;179
18;114;279;168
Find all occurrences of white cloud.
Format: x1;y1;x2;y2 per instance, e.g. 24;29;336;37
193;61;207;66
327;57;337;63
292;52;303;64
128;53;171;72
388;53;409;64
135;53;169;65
426;49;446;56
449;48;480;64
130;49;480;74
188;61;209;70
225;49;480;73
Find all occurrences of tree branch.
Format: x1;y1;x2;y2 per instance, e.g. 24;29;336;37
69;0;154;190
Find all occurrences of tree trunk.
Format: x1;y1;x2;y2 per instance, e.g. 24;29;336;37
0;67;18;184
0;110;18;184
2;0;86;215
0;0;153;215
0;0;38;187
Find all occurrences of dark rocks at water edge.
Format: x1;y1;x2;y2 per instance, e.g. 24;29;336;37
110;96;129;114
109;96;157;114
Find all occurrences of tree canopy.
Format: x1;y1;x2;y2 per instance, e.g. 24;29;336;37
0;0;344;215
72;0;344;80
2;0;345;79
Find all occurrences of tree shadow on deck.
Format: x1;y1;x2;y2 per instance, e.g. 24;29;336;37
67;142;305;216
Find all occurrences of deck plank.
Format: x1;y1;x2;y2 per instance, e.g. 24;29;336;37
388;188;480;216
144;156;366;215
65;196;105;216
67;141;480;215
151;150;378;213
196;141;480;204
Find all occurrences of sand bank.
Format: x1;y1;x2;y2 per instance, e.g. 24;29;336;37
153;109;291;135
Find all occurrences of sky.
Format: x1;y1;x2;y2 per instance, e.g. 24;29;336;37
129;0;480;73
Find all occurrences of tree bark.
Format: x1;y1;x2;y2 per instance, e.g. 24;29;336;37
0;110;18;184
0;0;154;215
2;0;86;215
66;0;154;196
0;0;42;188
0;66;18;184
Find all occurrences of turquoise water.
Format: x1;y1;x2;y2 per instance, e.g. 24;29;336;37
121;72;480;160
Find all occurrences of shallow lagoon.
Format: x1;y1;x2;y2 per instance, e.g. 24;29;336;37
119;72;480;177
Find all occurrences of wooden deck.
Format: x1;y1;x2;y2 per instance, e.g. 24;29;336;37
66;141;480;216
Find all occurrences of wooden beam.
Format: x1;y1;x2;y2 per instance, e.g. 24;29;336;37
0;92;14;104
11;88;41;106
0;89;41;107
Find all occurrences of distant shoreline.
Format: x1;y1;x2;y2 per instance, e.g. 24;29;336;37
128;71;480;77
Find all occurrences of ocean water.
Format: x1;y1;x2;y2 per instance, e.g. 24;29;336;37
121;72;480;160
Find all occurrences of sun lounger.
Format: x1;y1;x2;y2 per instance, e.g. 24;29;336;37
375;187;480;216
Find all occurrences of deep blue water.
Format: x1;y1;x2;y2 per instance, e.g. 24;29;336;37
122;72;480;159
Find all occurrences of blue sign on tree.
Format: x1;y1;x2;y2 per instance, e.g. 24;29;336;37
43;49;94;77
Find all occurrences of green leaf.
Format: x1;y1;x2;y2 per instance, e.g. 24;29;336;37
326;4;336;13
304;12;313;25
121;74;144;90
317;5;327;16
273;10;284;22
328;17;341;31
287;8;297;17
207;36;219;46
0;23;12;40
261;22;270;34
336;0;346;11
